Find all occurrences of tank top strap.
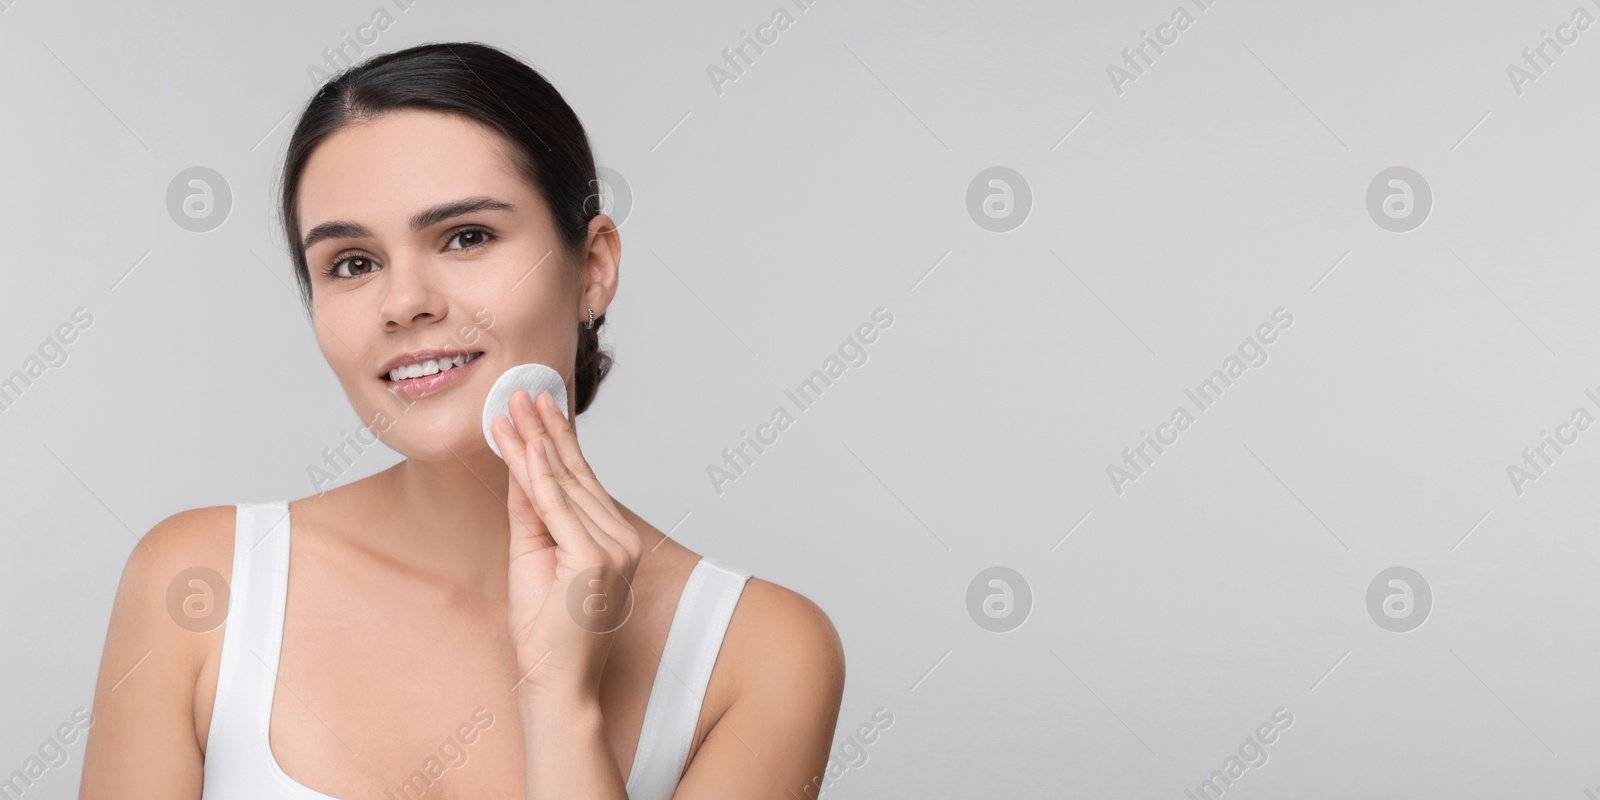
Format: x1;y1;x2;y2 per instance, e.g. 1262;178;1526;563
624;556;752;800
201;504;749;800
202;501;294;785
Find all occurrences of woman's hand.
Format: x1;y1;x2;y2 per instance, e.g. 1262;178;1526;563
490;389;643;700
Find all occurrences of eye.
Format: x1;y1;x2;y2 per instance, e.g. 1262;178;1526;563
325;253;378;279
320;227;495;280
448;227;495;252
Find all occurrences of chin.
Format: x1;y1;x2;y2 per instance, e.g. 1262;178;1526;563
367;403;493;463
386;432;496;464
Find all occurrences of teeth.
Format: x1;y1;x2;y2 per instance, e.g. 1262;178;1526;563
387;353;479;381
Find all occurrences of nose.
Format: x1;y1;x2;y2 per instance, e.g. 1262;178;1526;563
379;255;448;331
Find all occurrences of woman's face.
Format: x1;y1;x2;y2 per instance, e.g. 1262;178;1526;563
296;109;612;462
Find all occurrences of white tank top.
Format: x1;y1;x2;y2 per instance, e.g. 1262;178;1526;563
201;501;751;800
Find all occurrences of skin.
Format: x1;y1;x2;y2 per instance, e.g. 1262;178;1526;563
78;109;846;799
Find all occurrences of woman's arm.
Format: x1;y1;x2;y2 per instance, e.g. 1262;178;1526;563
490;390;844;797
669;581;846;800
516;580;845;800
517;687;628;798
78;507;233;800
491;390;639;799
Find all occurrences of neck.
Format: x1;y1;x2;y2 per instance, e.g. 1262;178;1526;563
349;450;517;593
327;448;660;594
387;449;514;536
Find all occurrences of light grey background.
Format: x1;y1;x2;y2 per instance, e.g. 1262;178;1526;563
4;0;1599;797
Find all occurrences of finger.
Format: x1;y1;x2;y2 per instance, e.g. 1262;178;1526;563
519;429;604;557
555;490;635;579
490;413;534;509
509;392;610;532
512;390;587;495
492;417;552;546
516;392;636;557
492;419;556;544
529;389;622;519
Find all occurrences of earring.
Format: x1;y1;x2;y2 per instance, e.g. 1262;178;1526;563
585;307;595;330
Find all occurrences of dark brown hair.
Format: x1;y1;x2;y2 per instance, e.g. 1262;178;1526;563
277;41;613;415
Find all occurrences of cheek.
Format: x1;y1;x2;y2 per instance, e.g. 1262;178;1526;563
309;299;375;391
493;313;575;368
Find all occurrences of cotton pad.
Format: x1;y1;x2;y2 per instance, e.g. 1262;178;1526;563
482;363;569;458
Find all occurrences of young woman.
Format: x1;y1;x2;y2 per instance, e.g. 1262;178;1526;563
79;41;845;799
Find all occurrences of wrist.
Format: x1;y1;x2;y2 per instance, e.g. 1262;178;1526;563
518;684;604;729
513;644;606;702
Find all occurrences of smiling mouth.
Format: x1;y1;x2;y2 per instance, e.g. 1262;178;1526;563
381;352;485;383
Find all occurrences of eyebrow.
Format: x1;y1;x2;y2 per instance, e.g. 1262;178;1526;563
300;196;516;253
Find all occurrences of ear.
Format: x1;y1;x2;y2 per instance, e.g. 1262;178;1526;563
579;214;620;320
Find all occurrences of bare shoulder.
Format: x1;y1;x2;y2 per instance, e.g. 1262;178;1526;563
80;505;239;795
109;505;238;712
676;574;846;796
722;576;846;702
127;504;237;570
116;505;238;613
106;504;237;671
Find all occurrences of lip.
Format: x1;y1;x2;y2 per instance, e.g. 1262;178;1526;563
382;352;485;400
